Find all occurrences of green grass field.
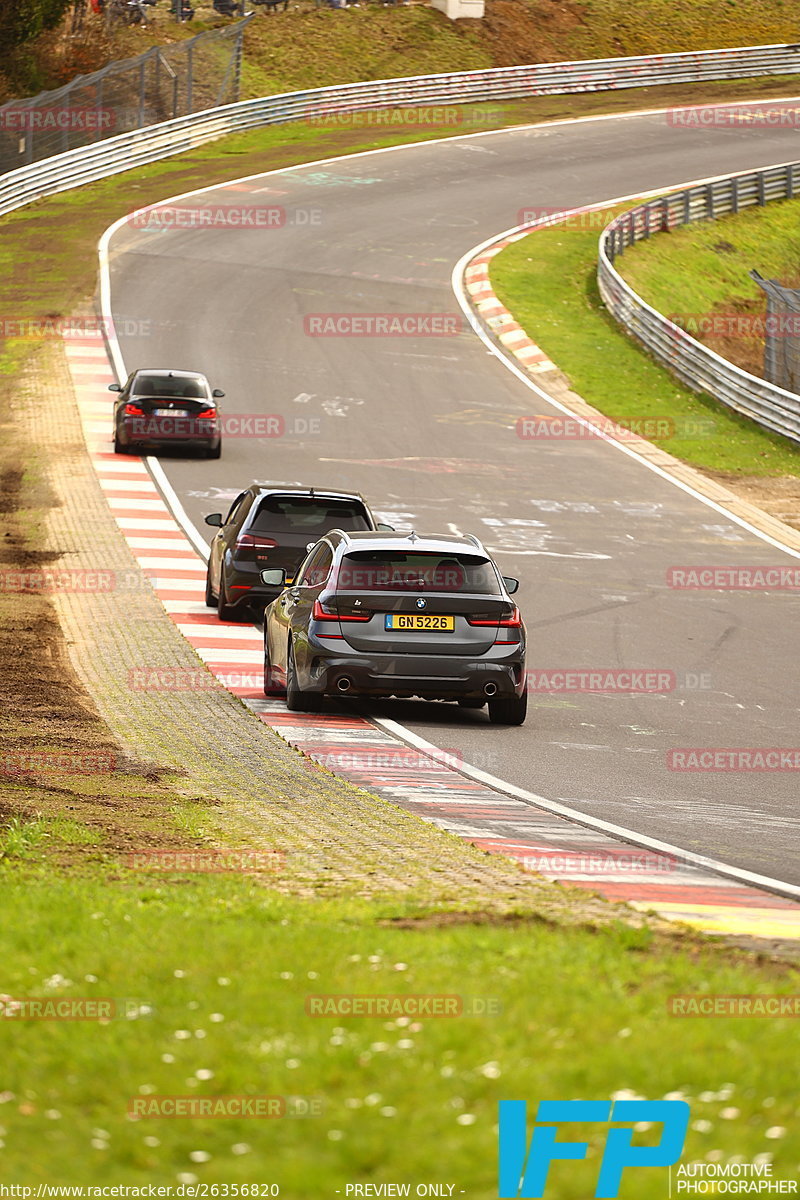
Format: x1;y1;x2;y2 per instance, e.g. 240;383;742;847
489;209;800;477
1;863;798;1191
615;197;800;377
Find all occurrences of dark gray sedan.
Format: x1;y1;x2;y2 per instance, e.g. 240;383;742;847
261;530;527;725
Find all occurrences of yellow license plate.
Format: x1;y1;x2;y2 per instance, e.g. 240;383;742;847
385;614;454;632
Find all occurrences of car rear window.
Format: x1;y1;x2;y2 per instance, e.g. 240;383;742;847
337;552;501;594
132;375;207;399
250;498;371;535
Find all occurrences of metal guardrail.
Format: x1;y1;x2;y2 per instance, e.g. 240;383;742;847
597;161;800;446
3;42;800;218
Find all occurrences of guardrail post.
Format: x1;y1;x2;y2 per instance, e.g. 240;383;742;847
758;171;766;205
95;79;104;142
661;197;669;232
787;163;794;200
187;45;194;114
139;59;147;128
643;204;650;239
706;182;714;220
60;86;70;155
682;190;691;225
731;175;739;214
233;23;245;102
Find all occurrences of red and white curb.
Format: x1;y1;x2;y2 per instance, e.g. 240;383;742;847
63;329;800;942
464;245;557;375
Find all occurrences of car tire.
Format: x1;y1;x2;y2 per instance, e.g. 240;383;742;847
204;569;217;608
286;642;322;712
113;431;124;454
487;692;527;726
263;637;285;697
458;698;486;709
218;574;236;622
207;443;222;459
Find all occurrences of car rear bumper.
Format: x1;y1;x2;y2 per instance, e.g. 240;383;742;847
302;645;525;700
117;418;220;449
225;584;283;609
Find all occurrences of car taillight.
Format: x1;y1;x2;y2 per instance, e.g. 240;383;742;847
468;607;521;627
196;408;217;420
312;598;370;622
235;534;278;549
124;402;145;416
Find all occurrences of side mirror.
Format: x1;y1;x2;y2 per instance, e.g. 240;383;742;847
108;383;121;392
204;513;223;527
212;389;225;398
260;568;286;587
502;576;520;595
376;523;395;532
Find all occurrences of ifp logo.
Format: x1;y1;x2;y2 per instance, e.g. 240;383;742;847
498;1100;690;1198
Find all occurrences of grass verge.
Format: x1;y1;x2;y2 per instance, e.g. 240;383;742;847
615;197;800;379
19;0;800;103
489;207;800;477
0;864;798;1188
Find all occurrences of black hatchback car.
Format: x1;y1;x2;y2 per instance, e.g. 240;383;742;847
261;530;527;725
110;368;224;457
204;487;392;619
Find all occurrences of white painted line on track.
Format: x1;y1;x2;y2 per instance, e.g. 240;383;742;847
374;716;800;902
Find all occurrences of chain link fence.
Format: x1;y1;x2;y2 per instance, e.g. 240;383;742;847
750;269;800;395
0;16;251;176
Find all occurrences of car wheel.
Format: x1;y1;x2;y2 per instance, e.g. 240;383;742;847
207;443;221;459
204;569;217;608
263;637;285;697
487;692;527;726
113;431;124;454
218;574;236;622
286;641;322;712
458;698;486;709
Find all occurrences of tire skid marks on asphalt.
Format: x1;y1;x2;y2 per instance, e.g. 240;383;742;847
64;332;799;939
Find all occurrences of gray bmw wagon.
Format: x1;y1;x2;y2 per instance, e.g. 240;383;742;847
261;530;527;725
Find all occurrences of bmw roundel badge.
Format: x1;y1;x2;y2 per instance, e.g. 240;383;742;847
416;598;426;610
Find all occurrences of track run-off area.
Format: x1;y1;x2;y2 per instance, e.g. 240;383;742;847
80;101;800;939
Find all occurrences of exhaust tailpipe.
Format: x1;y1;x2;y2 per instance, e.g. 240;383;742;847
484;681;498;697
337;676;352;693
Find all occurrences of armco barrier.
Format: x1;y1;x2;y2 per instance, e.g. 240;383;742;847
3;42;800;218
597;161;800;446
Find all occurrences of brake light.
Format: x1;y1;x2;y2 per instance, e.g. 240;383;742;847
499;606;522;628
312;598;370;622
196;408;217;420
235;534;278;549
468;607;521;627
124;402;145;416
